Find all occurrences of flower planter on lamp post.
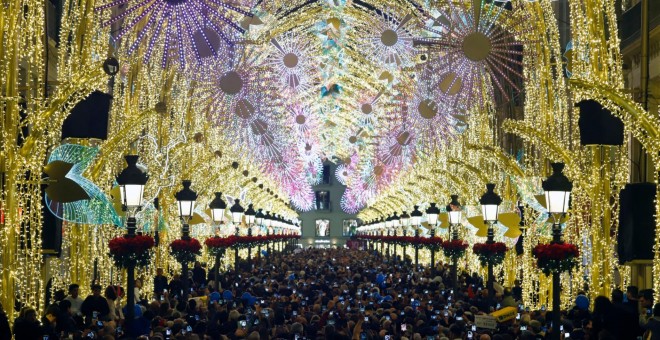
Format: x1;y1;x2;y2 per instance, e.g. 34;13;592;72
447;195;462;286
425;203;440;268
230;199;244;270
115;155;148;335
174;180;198;299
244;204;256;261
209;192;226;291
542;163;573;340
480;183;502;295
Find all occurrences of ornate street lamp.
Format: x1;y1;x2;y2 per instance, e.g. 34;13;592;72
264;211;273;261
245;204;256;232
426;203;440;268
175;180;197;298
208;192;226;291
209;192;226;235
229;199;244;269
400;211;410;228
116;155;148;329
426;203;440;231
255;209;265;228
230;199;244;230
244;204;256;259
480;183;502;293
542;163;572;340
410;206;423;228
385;215;393;258
447;195;462;285
447;195;462;240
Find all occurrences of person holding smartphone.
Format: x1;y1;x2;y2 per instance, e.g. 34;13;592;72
642;303;660;340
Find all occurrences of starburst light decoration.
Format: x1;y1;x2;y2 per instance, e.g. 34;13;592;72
268;34;318;96
359;13;417;68
416;0;532;110
95;0;255;68
195;47;280;152
404;72;461;153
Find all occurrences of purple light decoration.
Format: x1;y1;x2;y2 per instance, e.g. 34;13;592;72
95;0;254;68
194;47;280;148
416;0;532;110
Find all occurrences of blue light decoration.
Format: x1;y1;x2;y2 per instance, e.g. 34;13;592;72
45;144;122;226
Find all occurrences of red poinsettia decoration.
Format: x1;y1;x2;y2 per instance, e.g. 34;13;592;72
205;236;235;257
108;235;155;268
441;240;469;260
418;236;444;251
532;242;580;275
473;242;508;266
169;238;202;263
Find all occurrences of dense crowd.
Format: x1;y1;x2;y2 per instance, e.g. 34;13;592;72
1;247;659;340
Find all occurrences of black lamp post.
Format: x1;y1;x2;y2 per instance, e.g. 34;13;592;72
410;206;422;267
379;218;385;255
385;215;393;259
480;183;502;294
244;204;256;261
264;211;272;261
447;195;462;286
175;180;197;300
116;155;148;332
230;199;244;270
392;212;400;262
255;209;265;260
542;163;572;340
426;203;440;268
209;192;226;291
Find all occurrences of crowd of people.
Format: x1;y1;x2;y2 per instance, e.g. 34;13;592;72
1;247;659;340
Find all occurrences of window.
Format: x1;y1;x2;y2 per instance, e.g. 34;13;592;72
315;191;330;210
321;165;331;184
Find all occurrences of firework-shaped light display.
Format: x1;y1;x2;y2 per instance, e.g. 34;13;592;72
269;34;318;96
415;0;531;110
95;0;254;68
404;72;460;153
360;13;417;68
